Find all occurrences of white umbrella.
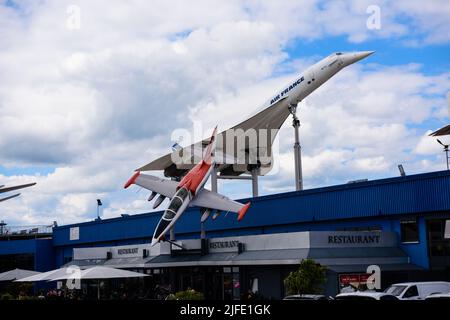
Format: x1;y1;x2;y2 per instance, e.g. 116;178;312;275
51;266;148;299
51;266;148;281
14;267;77;282
0;268;40;281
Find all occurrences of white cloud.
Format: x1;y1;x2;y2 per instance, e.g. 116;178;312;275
1;0;450;227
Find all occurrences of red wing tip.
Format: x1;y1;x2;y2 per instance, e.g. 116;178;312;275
237;202;251;221
124;171;140;189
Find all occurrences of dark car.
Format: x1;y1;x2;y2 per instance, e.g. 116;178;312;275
283;294;333;300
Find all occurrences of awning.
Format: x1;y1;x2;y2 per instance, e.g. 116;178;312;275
64;257;155;269
103;257;153;268
327;263;423;273
64;259;106;269
148;253;237;268
0;268;40;281
430;124;450;136
64;247;414;270
142;247;410;268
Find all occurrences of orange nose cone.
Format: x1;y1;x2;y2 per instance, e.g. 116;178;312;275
237;202;251;221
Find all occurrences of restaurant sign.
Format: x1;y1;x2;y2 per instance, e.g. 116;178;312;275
209;240;240;253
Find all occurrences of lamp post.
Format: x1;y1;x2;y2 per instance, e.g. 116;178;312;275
437;139;449;170
96;199;103;220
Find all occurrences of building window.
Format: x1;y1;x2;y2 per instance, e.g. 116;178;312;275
400;219;419;243
427;219;450;259
445;220;450;239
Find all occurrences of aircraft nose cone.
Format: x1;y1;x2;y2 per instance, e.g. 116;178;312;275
151;238;158;247
354;51;375;61
343;51;374;66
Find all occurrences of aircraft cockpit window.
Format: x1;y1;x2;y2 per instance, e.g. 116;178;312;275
167;197;183;213
163;209;176;220
176;187;189;200
336;52;342;55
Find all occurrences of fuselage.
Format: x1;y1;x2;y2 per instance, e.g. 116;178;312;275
151;158;215;245
265;51;373;109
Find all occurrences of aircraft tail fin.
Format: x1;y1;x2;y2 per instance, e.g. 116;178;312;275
203;126;218;164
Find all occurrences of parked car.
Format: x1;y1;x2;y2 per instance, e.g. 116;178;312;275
335;292;398;300
384;282;450;300
425;292;450;300
283;294;332;300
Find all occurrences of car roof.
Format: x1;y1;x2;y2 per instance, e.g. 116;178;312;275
336;291;387;297
284;294;325;298
390;281;450;286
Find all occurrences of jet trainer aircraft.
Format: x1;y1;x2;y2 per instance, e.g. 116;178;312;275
137;51;374;179
0;182;36;202
124;127;251;246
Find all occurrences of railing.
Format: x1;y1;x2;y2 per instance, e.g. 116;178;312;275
0;225;54;236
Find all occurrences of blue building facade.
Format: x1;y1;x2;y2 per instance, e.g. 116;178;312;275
0;237;54;272
1;170;450;297
51;170;450;271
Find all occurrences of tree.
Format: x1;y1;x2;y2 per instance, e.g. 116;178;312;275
284;259;327;295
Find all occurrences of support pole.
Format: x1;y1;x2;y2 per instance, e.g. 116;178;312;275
446;148;449;170
170;227;175;241
211;165;218;193
251;168;259;197
200;221;206;239
289;104;303;191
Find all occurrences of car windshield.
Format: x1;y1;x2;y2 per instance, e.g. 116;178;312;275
384;285;407;296
284;295;315;300
335;295;376;300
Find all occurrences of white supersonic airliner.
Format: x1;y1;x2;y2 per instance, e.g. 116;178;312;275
137;51;374;178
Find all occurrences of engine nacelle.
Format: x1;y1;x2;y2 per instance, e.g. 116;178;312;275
153;194;166;209
148;191;157;201
212;210;222;220
200;208;212;223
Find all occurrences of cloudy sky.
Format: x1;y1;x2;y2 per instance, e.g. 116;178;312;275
1;0;449;228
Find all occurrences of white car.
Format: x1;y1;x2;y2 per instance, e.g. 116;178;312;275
384;282;450;300
335;292;398;300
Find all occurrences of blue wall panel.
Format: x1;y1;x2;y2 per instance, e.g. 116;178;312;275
0;239;36;255
34;239;55;272
52;170;450;247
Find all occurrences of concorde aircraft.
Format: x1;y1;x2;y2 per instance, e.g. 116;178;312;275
124;127;251;246
0;182;36;202
136;51;374;178
429;93;450;136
